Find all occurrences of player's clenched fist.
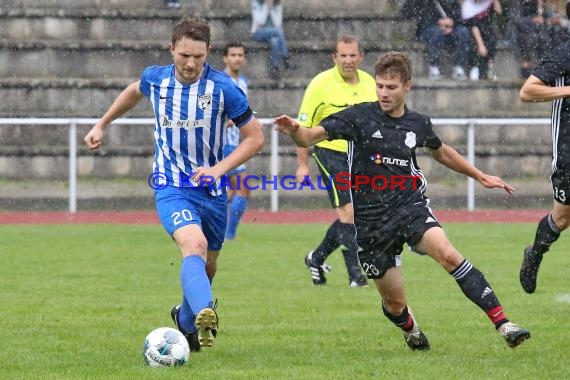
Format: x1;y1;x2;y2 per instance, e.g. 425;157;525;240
84;124;106;151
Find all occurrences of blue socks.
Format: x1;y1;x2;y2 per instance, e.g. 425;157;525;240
178;299;195;332
226;195;248;239
179;255;213;332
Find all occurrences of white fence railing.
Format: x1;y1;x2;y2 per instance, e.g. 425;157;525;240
0;117;551;212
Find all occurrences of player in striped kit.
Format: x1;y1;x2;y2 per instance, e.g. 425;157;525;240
84;17;264;352
274;51;530;350
519;0;570;295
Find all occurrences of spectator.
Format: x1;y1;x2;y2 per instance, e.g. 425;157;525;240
250;0;295;80
544;0;570;45
400;0;472;80
461;0;503;80
510;0;553;78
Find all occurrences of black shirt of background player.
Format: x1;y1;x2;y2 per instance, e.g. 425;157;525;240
532;40;570;143
320;101;442;219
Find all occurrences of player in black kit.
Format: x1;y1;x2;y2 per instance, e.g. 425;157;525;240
519;0;570;295
274;51;530;350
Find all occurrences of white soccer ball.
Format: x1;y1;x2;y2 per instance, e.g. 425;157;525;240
143;327;190;367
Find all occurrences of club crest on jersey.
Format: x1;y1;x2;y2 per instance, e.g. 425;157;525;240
370;152;383;165
405;131;416;148
198;94;212;110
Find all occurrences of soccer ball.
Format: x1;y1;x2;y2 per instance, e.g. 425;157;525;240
143;327;190;367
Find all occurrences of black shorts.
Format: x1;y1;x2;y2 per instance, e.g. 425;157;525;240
551;167;570;205
312;146;352;208
356;199;441;280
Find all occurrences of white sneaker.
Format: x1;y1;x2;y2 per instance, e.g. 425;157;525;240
469;66;479;81
428;65;441;80
452;66;467;80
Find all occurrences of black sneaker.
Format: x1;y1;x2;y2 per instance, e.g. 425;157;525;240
404;329;430;351
498;322;531;348
170;304;201;352
349;274;369;288
403;313;430;351
520;246;543;294
304;251;332;285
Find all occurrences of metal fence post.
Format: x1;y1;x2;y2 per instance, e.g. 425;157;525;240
467;122;475;211
68;121;77;213
270;124;279;212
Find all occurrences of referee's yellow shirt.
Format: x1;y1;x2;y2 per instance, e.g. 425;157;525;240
297;65;378;153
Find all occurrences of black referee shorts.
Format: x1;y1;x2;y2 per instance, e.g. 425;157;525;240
312;146;352;208
356;198;441;280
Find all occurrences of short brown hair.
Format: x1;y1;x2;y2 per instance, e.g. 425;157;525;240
172;17;210;46
334;35;362;54
375;51;412;83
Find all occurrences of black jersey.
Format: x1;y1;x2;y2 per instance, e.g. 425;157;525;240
532;40;570;169
320;102;442;219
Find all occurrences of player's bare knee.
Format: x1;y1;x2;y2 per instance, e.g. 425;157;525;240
435;248;463;271
552;210;570;230
177;237;208;257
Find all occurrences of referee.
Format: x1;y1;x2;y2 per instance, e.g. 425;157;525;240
296;35;377;287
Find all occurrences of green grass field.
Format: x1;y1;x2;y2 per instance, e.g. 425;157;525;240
1;223;569;380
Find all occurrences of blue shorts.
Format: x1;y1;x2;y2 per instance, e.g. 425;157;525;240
154;186;227;251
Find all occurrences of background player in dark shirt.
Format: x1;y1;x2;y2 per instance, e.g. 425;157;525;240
274;51;530;350
519;1;570;294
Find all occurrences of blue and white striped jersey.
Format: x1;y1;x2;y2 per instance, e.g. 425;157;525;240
225;73;249;148
139;63;253;194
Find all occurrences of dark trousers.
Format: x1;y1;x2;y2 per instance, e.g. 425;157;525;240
420;24;472;67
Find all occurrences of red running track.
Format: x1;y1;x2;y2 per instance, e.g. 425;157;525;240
0;209;549;224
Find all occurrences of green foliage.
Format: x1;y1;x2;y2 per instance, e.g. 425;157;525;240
1;223;569;379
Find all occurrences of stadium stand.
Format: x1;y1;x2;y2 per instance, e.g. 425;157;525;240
0;0;554;210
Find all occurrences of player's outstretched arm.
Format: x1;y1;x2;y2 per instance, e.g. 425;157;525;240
431;143;515;194
273;115;327;148
84;81;144;150
520;75;570;103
